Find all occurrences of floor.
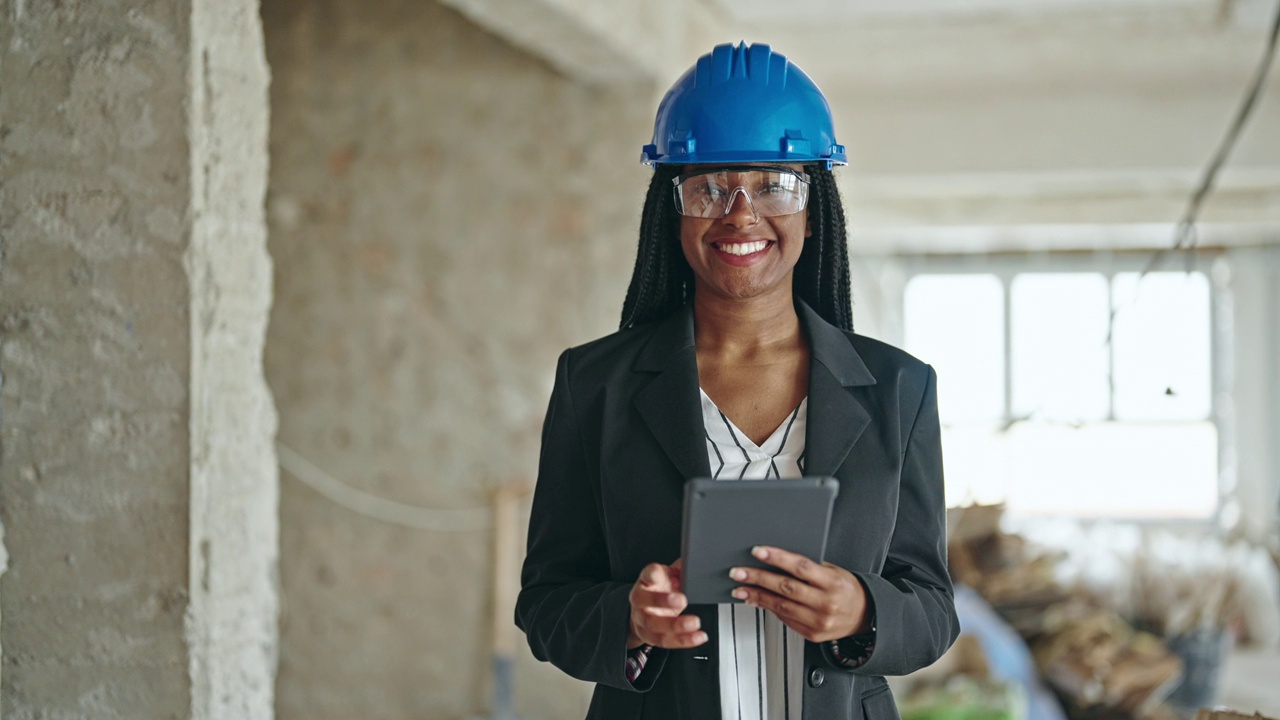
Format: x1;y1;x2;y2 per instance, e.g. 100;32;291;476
1219;645;1280;718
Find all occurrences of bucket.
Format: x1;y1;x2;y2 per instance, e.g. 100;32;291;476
1163;628;1232;718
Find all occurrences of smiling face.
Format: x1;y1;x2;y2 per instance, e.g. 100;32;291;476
678;163;811;303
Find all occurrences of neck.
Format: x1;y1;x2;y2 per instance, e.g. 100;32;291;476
692;286;803;354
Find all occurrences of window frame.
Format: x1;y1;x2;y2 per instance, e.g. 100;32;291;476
890;250;1232;525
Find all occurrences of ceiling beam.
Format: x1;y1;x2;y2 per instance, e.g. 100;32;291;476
844;168;1280;227
435;0;728;86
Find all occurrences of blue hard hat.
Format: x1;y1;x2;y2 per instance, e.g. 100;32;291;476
641;42;846;168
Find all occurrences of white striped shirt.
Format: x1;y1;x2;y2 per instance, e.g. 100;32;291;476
700;388;808;720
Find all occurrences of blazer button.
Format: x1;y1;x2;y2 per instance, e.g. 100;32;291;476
807;666;825;688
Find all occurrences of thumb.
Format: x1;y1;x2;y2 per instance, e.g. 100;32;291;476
639;562;673;590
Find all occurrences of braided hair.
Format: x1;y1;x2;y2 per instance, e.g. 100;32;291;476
619;164;853;332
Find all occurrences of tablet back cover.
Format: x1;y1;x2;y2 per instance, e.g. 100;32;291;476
680;477;838;605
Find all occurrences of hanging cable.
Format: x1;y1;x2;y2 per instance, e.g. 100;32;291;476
1141;0;1280;277
1104;0;1280;351
277;442;493;532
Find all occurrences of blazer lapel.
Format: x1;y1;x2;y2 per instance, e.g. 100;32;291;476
634;307;713;482
798;301;876;477
632;301;875;482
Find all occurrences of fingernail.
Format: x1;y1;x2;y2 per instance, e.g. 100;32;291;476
752;546;769;560
729;568;747;581
731;588;748;600
685;618;701;631
695;632;708;644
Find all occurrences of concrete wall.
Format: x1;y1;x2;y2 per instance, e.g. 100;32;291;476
1224;244;1280;548
0;3;194;713
186;1;279;718
0;1;277;718
262;1;651;718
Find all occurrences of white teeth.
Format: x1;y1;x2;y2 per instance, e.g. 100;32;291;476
717;241;768;256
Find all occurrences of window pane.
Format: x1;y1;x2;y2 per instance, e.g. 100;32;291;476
904;275;1004;424
940;426;1011;507
1011;273;1110;423
1112;272;1212;420
1003;421;1218;519
942;423;1219;519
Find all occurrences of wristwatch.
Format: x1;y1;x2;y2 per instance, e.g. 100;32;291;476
826;621;877;669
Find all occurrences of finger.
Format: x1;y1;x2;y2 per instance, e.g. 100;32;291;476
733;586;824;629
630;581;688;623
637;604;683;618
653;631;709;650
638;563;675;591
729;565;822;608
749;546;833;589
632;582;686;605
646;613;701;636
740;585;863;643
736;587;849;641
770;614;826;643
631;580;688;607
635;614;708;648
670;558;684;592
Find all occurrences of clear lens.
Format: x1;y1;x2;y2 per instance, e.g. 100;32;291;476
672;167;810;218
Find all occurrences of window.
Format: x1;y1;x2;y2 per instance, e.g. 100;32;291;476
902;264;1219;520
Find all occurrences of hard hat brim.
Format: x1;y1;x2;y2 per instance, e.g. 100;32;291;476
641;148;847;167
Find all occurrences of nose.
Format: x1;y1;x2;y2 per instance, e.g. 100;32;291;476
721;187;759;226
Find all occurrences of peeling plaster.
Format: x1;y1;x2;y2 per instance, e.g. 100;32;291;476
185;1;278;719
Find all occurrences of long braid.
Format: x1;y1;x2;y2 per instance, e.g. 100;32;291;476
796;165;854;331
621;165;686;329
620;164;853;332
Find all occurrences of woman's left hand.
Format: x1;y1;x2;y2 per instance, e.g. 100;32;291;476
729;545;871;643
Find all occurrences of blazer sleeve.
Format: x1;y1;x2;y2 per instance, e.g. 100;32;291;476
832;364;959;675
514;350;662;691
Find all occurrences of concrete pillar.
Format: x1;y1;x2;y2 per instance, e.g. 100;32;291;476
187;1;279;718
1224;244;1280;548
0;1;277;718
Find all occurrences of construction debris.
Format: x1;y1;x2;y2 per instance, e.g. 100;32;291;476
948;505;1184;719
1194;711;1279;720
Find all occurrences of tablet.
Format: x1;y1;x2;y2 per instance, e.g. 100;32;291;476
680;477;839;605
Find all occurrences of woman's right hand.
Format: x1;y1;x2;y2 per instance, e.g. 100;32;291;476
627;559;708;649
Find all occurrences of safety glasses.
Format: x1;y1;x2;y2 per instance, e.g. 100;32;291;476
672;166;810;219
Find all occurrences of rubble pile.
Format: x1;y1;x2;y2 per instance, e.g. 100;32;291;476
946;505;1183;720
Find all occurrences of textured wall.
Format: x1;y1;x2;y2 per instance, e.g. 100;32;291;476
0;1;278;717
186;1;279;718
1225;245;1280;548
262;1;652;718
0;2;195;716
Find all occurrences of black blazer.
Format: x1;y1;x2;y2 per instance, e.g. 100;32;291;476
516;301;958;720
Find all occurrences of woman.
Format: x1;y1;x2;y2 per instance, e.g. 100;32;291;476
516;42;957;720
